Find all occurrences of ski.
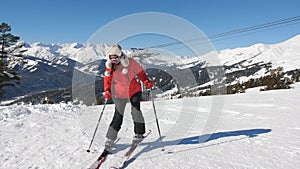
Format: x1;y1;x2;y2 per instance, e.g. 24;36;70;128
88;149;109;169
110;130;152;169
88;138;120;169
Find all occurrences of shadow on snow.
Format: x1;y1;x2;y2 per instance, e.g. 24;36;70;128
178;128;272;145
123;128;272;168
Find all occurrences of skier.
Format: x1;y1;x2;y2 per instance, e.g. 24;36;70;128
103;44;153;151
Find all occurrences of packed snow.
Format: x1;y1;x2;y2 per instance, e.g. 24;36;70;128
1;83;300;169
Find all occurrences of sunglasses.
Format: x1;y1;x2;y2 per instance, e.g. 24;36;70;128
110;57;120;63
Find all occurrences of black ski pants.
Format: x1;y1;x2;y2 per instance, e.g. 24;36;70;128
106;92;145;141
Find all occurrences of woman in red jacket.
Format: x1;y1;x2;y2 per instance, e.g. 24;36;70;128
103;44;153;151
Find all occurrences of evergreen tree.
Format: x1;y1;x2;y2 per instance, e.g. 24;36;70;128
0;22;25;98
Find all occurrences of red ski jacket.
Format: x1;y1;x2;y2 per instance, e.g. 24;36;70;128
104;58;150;99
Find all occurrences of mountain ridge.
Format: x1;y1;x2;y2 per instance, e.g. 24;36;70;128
1;34;300;104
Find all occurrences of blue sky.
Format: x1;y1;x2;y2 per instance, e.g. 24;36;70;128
2;0;300;55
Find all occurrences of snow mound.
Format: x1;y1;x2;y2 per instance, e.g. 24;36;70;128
0;106;31;121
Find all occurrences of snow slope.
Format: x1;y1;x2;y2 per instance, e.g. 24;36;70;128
1;83;300;169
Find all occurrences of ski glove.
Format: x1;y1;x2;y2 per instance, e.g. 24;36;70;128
104;90;112;99
144;79;154;89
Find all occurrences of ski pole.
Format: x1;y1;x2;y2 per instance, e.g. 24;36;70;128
87;99;108;153
149;91;165;151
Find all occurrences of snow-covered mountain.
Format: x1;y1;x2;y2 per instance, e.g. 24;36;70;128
24;42;110;64
1;35;300;104
217;35;300;73
23;35;300;70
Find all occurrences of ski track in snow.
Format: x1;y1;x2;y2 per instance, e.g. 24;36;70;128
1;84;300;169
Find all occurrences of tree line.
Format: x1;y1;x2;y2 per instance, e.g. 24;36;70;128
0;22;26;98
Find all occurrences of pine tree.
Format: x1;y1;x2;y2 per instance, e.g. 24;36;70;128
0;22;25;98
